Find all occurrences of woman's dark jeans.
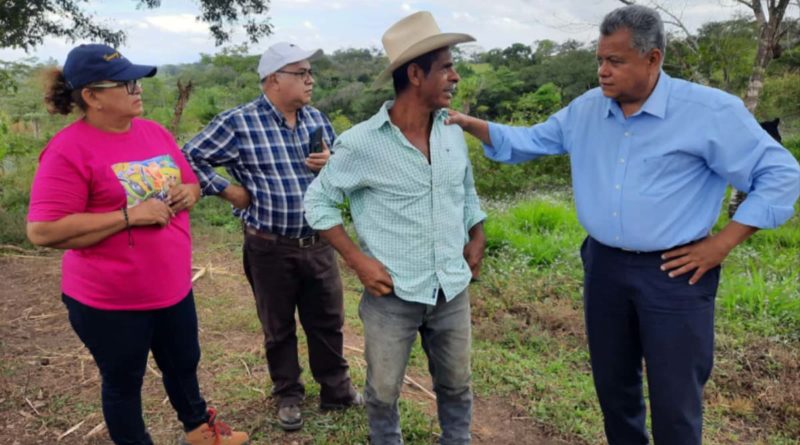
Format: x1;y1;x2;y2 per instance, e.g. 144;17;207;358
63;291;208;445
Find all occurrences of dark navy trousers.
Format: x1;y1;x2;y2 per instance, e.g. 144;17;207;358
63;292;209;445
581;237;720;445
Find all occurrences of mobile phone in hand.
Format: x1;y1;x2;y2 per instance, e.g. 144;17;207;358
309;127;324;153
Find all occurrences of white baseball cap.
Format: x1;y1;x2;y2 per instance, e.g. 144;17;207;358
257;42;323;80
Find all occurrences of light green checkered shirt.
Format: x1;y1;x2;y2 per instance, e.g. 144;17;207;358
304;101;487;305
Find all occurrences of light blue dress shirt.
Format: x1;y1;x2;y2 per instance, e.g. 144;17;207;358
486;72;800;251
305;101;487;305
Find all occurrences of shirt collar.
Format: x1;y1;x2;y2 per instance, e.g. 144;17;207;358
366;100;449;130
603;70;671;120
639;71;670;119
365;100;393;130
259;93;311;127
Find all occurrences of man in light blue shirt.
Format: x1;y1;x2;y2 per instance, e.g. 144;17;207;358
447;5;800;445
304;11;486;445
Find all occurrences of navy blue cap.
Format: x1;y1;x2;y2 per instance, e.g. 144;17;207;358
63;44;157;90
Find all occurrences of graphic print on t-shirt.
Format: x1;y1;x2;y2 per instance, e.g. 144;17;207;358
111;154;182;207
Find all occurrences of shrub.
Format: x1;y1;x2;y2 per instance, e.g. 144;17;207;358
0;149;39;246
467;135;571;197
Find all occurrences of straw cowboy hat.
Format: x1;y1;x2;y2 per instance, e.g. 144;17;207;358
374;11;475;87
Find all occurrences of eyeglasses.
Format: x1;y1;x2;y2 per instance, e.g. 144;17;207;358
88;79;142;95
276;69;314;80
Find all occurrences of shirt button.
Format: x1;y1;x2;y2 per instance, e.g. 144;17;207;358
612;212;618;217
615;236;620;241
624;132;631;136
615;184;621;190
619;158;625;164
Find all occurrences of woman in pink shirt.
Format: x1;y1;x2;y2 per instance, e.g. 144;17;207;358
26;44;248;445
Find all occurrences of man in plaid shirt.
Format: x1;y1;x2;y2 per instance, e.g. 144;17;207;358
182;42;362;431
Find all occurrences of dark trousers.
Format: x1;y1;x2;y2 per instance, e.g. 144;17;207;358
242;232;352;406
581;237;719;445
63;292;208;445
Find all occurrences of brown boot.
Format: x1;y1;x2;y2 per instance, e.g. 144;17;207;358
182;408;249;445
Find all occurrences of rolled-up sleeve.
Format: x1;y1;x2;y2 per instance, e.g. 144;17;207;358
181;114;239;196
304;138;366;230
708;104;800;229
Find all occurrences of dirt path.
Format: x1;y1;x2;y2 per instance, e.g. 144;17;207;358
0;235;565;445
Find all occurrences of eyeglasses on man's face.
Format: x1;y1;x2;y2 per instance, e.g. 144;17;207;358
88;79;142;95
276;69;314;80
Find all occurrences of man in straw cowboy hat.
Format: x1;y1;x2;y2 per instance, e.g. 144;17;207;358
304;11;487;445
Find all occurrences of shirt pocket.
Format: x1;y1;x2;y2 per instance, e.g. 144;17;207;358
444;147;468;188
637;151;703;197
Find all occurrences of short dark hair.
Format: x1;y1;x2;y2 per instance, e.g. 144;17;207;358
391;47;447;95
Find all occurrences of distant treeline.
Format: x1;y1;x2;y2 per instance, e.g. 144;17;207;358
2;17;800;146
1;17;800;244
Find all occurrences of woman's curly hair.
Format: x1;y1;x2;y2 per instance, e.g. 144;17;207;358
43;68;87;115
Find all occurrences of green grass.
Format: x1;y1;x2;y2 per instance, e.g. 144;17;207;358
191;194;243;233
1;141;797;443
469;192;800;444
484;197;584;266
181;225;442;444
712;210;800;339
473;334;600;442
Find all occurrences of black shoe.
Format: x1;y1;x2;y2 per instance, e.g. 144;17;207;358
320;391;365;411
277;404;303;431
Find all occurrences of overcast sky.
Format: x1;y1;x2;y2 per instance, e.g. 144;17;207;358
2;0;790;66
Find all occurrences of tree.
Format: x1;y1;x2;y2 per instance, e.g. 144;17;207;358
529;43;598;103
694;19;758;92
169;80;194;135
0;0;273;50
728;0;793;216
511;83;562;124
534;40;558;60
500;43;535;68
0;59;32;94
452;76;485;115
737;0;793;111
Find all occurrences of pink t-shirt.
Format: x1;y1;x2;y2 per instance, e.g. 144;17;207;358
28;118;198;310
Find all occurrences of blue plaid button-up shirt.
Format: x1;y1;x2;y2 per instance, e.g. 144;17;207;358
182;94;335;238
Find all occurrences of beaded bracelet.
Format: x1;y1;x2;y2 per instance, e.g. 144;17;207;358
121;206;133;247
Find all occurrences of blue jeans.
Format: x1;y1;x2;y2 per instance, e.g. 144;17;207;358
359;289;473;445
63;292;208;445
581;237;719;445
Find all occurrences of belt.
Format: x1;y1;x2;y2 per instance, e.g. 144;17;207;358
593;236;705;256
619;246;653;254
244;226;321;248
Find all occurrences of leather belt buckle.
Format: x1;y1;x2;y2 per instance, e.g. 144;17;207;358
297;236;316;248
